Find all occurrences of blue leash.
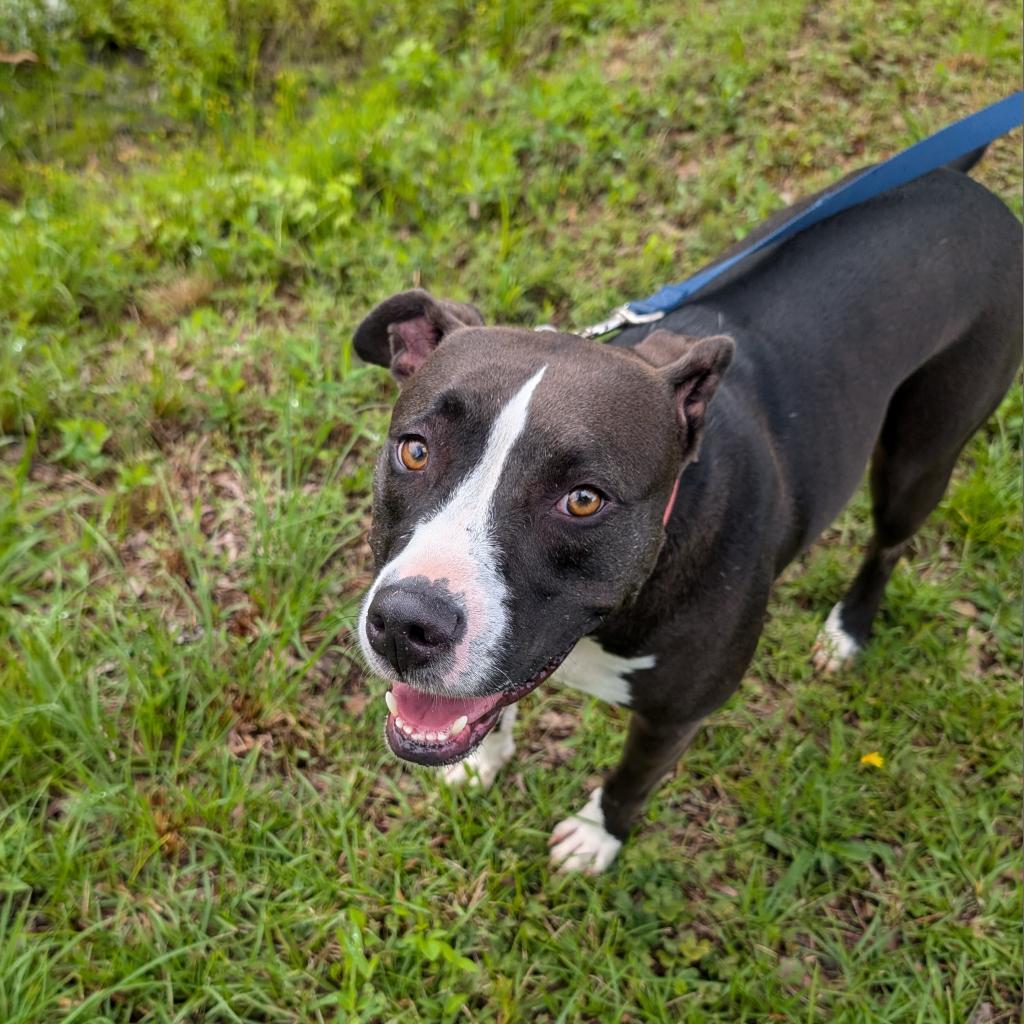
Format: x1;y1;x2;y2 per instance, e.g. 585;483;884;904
573;92;1023;339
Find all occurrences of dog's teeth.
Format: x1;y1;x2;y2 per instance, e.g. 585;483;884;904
451;715;468;735
384;691;397;715
401;721;413;735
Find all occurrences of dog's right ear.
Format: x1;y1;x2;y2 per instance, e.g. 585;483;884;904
635;329;735;461
353;289;484;385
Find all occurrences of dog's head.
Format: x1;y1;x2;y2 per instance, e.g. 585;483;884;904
354;289;733;766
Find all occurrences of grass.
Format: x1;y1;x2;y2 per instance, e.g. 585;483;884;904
0;0;1021;1019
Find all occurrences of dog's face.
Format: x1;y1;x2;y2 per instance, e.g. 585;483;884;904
354;291;732;766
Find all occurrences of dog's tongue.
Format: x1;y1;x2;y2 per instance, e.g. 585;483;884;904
390;682;504;729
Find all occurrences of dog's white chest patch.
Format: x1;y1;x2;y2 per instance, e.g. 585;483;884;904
553;637;655;707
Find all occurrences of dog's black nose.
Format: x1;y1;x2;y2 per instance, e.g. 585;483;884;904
365;580;465;676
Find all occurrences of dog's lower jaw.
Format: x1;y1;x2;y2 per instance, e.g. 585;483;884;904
548;788;623;874
442;705;517;789
383;640;579;767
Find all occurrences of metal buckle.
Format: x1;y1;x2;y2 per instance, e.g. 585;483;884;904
578;305;664;340
534;304;664;339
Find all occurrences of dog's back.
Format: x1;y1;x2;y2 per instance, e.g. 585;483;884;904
619;167;1022;557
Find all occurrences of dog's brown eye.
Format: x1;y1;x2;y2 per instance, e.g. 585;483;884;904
563;487;603;517
398;436;429;471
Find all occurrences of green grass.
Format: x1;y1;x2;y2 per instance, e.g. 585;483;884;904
0;0;1021;1019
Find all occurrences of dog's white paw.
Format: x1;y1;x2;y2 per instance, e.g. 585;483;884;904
811;603;862;675
442;707;516;790
442;745;508;789
548;788;622;875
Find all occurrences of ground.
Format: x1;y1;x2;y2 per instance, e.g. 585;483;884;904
0;1;1020;1020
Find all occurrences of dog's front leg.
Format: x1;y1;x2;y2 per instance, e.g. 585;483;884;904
549;713;703;874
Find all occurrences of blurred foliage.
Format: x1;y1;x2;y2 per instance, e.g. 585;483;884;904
3;0;614;113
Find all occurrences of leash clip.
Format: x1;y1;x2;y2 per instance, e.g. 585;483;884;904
578;304;664;340
534;304;663;339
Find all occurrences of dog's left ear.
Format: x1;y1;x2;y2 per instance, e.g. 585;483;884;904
353;288;484;385
636;329;735;455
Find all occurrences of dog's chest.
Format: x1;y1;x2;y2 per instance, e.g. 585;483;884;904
553;637;656;707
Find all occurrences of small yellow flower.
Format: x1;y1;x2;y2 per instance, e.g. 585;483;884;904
860;751;885;768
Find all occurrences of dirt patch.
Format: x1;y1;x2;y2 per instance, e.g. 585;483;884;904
136;272;215;326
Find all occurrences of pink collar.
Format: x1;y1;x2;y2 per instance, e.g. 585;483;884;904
662;475;681;527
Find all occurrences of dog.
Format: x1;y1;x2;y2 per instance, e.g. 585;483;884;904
352;152;1021;874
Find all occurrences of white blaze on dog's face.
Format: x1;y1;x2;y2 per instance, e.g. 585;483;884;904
359;365;546;693
353;291;733;767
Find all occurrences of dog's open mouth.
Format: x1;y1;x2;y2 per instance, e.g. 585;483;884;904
383;647;571;766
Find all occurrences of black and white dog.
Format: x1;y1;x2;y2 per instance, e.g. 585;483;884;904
353;154;1021;873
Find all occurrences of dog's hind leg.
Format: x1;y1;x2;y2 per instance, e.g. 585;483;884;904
812;532;906;673
442;705;517;789
813;319;1020;674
